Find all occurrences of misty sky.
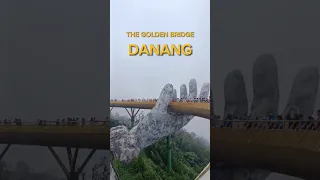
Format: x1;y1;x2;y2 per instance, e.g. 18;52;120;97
110;0;210;139
212;0;320;117
1;0;109;120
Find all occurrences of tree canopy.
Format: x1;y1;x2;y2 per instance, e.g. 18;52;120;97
111;112;210;180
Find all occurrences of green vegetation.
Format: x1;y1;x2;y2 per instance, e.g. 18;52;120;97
111;113;210;180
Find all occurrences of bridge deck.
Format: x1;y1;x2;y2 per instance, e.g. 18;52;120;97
0;125;108;149
211;127;320;179
110;101;210;119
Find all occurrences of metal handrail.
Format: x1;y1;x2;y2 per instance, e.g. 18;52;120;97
212;119;320;151
0;120;108;127
212;119;320;131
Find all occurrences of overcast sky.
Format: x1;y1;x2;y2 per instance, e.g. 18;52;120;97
110;0;210;140
212;0;320;117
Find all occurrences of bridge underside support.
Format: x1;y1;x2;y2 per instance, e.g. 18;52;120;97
0;144;11;161
110;107;113;112
125;108;140;128
48;146;96;180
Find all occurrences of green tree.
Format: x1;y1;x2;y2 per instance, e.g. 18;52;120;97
111;113;210;180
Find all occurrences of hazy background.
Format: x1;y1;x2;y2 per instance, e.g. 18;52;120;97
0;0;109;178
212;0;320;116
212;0;320;179
110;0;210;140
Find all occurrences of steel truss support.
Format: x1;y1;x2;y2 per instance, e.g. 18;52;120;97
48;146;96;180
125;108;140;128
0;144;11;161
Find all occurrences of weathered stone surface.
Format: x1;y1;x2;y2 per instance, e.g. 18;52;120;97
282;67;319;118
110;125;140;165
110;79;210;164
224;69;248;118
180;84;187;99
188;79;198;99
251;54;279;117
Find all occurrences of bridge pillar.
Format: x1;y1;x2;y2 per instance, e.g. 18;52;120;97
0;144;11;161
167;135;172;172
48;146;96;180
125;108;140;128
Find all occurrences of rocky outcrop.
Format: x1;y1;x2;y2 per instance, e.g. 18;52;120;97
250;54;279;117
110;126;140;165
224;69;248;118
282;67;319;118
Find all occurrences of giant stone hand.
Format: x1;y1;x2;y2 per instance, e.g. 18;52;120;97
110;79;210;164
214;54;319;180
223;54;319;119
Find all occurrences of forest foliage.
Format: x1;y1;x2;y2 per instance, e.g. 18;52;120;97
111;112;210;180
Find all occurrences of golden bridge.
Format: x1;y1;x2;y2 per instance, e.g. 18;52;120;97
110;100;210;119
0;121;108;180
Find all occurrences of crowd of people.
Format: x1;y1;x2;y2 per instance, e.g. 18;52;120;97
215;109;320;121
0;117;108;126
111;96;211;103
213;110;320;130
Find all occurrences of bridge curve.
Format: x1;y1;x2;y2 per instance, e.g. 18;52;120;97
0;125;108;149
0;121;109;180
110;101;210;119
212;120;320;179
0;120;109;149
